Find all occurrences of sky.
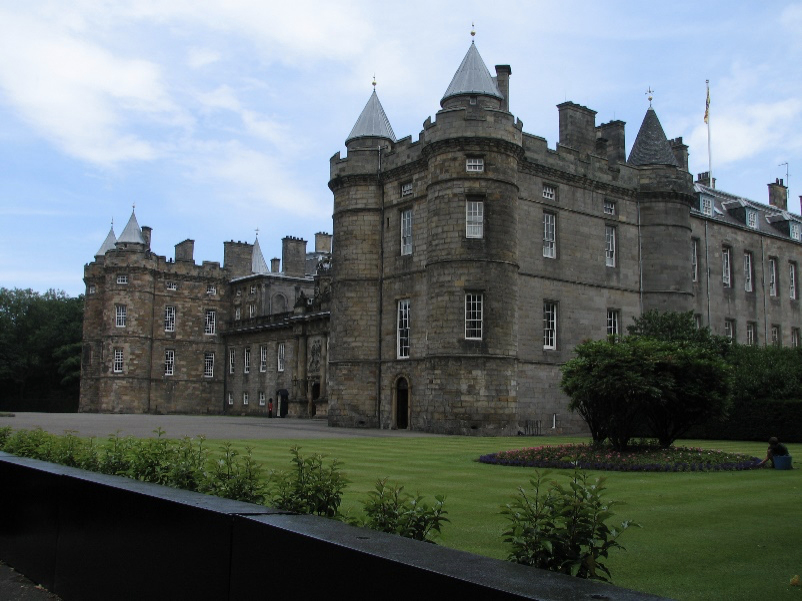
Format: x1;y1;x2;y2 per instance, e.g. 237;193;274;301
1;1;801;297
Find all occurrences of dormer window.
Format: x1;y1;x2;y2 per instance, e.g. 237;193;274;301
746;209;757;229
791;222;801;241
469;96;477;105
466;158;484;172
701;196;712;216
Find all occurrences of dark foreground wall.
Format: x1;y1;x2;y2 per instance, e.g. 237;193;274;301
0;453;667;601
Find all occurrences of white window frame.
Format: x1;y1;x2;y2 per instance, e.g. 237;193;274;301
277;343;285;372
603;199;616;215
116;274;128;285
229;349;235;374
466;200;484;239
722;247;732;288
543;301;558;350
769;258;778;296
397;299;410;359
235;307;241;321
88;285;96;294
401;182;413;197
701;196;712;216
164;349;175;376
244;347;251;374
243;392;249;406
227;392;233;406
206;284;216;295
260;345;267;372
204;352;215;378
164;305;176;332
790;262;798;300
695;314;702;329
166;281;177;291
605;226;616;267
466;157;484;172
115;304;127;328
746;209;757;229
542;185;556;201
250;285;256;295
205;309;216;335
543;212;556;259
259;391;266;406
791;222;801;241
747;323;757;346
401;209;413;256
744;252;753;292
113;348;124;373
724;319;735;342
465;293;483;340
606;309;620;339
771;325;780;347
792;328;800;348
692;239;699;282
249;304;256;318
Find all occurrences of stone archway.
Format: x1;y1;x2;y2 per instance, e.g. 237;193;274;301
395;377;409;430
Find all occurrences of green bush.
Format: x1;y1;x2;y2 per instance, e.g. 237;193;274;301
266;446;347;517
200;442;264;504
502;469;636;582
353;478;448;542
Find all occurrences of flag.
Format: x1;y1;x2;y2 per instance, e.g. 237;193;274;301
704;84;710;124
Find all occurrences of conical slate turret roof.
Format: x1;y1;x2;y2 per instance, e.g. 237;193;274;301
628;107;679;167
441;41;502;105
251;236;269;274
345;89;396;144
95;225;117;258
117;209;146;245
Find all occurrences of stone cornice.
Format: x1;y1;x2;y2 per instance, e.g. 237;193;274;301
518;158;638;199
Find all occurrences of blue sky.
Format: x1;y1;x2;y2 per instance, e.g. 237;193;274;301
1;1;801;297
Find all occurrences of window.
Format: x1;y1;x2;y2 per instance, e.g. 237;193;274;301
229;349;235;374
466;200;483;239
250;285;256;295
466;157;484;172
543;301;557;350
701;196;712;216
113;348;124;373
249;304;256;318
791;222;801;241
115;304;127;328
243;392;249;405
790;262;798;300
397;299;410;358
88;285;96;294
542;185;556;201
603;199;616;215
543;213;556;258
206;285;216;295
166;281;177;291
606;309;620;339
746;209;757;229
692;239;699;282
116;274;128;285
605;226;616;267
164;306;176;332
465;293;483;340
236;289;242;297
227;392;233;406
401;209;413;255
235;307;241;321
747;323;757;346
743;252;753;292
694;314;702;329
259;391;266;406
792;328;800;348
771;325;780;347
244;347;251;374
205;310;216;335
722;247;732;288
769;258;778;296
401;182;413;197
204;352;215;377
724;319;735;342
277;343;285;372
260;346;267;372
164;350;174;376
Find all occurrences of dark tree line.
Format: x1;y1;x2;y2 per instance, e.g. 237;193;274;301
0;288;83;411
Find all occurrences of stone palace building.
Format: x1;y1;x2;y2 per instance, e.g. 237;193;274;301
80;40;802;435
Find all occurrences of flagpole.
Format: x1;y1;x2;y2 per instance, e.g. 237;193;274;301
705;80;713;188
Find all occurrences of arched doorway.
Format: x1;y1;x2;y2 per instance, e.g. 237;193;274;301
395;378;409;429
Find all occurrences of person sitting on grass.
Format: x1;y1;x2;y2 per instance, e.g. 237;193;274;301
758;437;789;467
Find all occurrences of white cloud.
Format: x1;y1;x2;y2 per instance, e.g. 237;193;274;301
187;47;221;69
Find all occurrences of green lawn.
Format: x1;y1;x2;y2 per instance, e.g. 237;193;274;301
213;436;801;601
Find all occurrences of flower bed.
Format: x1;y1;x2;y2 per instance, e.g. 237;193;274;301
479;443;762;472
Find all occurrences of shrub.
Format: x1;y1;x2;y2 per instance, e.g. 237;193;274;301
502;469;637;581
97;432;135;476
166;436;209;492
125;427;173;485
354;478;448;542
266;446;347;517
200;442;264;504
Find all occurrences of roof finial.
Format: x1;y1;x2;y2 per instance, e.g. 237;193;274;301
372;74;376;89
646;86;654;108
471;22;475;38
255;227;260;238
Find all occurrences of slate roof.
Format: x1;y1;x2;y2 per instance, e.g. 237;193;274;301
117;210;146;245
251;236;269;274
95;225;117;257
345;90;396;144
628;107;679;167
441;41;503;104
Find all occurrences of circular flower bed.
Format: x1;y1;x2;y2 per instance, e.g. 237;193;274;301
479;443;762;472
